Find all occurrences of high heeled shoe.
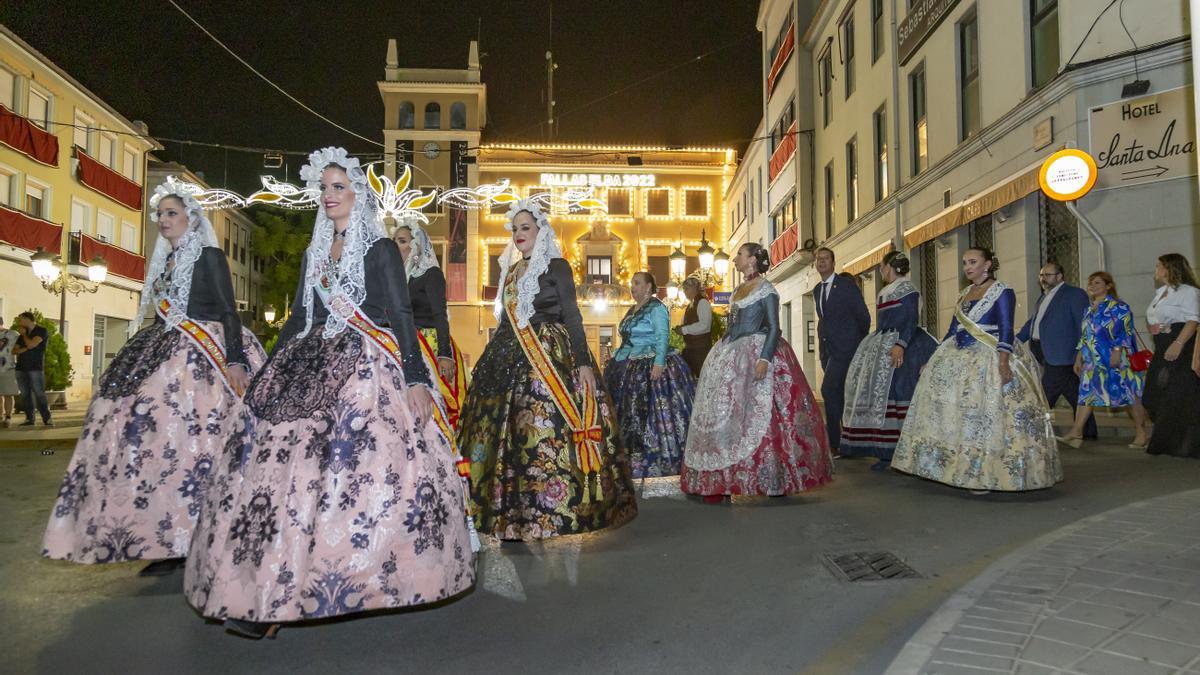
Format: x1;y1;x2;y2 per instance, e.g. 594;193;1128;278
1056;435;1083;449
223;618;280;640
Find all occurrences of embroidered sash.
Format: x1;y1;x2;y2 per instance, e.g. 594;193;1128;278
503;266;605;498
954;289;1055;437
157;298;236;395
415;330;466;430
314;280;480;550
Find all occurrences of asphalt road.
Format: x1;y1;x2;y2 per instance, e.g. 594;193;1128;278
3;441;1200;674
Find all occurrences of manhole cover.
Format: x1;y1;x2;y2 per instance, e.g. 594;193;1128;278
823;551;921;581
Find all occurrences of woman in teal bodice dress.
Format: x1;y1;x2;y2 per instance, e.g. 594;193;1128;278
604;272;696;477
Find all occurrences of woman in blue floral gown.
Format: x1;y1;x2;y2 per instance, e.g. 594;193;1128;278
605;271;696;477
1059;272;1148;447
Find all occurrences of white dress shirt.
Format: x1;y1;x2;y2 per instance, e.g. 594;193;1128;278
1031;282;1063;340
1146;284;1200;326
819;275;835;304
679;298;713;335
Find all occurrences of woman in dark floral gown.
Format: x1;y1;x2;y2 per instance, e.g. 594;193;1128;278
457;199;637;541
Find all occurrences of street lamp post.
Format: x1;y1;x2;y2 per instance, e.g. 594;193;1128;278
29;247;107;342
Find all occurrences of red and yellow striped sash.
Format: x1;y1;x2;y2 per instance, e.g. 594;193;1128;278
415;330;467;431
156;298;235;395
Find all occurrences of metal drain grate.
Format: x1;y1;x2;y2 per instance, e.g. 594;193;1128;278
823;551;921;582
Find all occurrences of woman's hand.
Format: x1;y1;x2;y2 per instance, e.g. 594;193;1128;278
889;345;904;369
228;364;252;397
576;365;597;392
650;364;663;381
437;356;456;382
754;359;769;381
407;385;432;423
998;357;1013;385
1192;350;1200;378
1165;341;1183;362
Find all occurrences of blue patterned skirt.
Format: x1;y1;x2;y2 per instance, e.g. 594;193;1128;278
604;352;696;478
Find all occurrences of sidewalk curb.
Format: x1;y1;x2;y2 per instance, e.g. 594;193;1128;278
883;486;1200;674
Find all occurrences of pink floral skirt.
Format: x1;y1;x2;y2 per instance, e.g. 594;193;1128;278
42;322;265;563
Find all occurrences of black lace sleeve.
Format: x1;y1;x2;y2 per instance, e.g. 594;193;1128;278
759;291;781;362
197;248;247;366
372;241;432;387
549;258;591;366
274;256;308;350
423;268;453;359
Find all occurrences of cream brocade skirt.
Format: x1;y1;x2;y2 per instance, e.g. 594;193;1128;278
892;340;1062;491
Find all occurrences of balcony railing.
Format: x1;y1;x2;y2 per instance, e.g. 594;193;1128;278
0;104;58;166
76;148;143;210
0;204;63;252
769;121;798;183
769;222;799;269
766;22;796;98
72;232;146;282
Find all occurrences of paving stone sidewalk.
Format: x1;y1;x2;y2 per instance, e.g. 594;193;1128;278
887;488;1200;675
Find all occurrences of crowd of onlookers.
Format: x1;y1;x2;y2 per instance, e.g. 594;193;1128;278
0;312;54;428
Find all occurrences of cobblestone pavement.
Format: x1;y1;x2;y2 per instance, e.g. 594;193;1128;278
888;489;1200;675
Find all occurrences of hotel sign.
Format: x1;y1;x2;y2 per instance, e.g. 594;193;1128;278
1089;86;1196;190
541;173;656;188
897;0;961;65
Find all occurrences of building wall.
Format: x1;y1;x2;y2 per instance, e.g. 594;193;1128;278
0;27;156;401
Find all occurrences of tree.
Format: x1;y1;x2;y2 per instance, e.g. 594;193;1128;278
23;308;73;390
248;204;313;320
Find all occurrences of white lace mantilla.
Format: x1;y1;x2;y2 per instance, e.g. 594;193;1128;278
493;198;563;328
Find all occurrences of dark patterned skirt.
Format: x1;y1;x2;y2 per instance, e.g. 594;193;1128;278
457;321;637;540
42;322;265;563
604;352;695;477
184;327;475;623
1144;327;1200;458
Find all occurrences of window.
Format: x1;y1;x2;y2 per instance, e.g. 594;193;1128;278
1039;193;1079;285
968;215;994;252
450;102;467;130
121;221;138;253
846;137;859;223
910;64;928;175
223;218;231;253
823;161;835;239
96;210;115;243
959;12;980;140
70;198;91;233
423;102;441;129
240;229;247;264
757;168;763;213
0;68;14;109
586;256;613;284
27;86;50;130
73;111;95;152
607;188;631;216
684;189;708;216
841;10;856;99
487;254;502;286
646;188;670;216
872;0;885;62
398;101;415;129
874;106;889;202
232;227;239;261
769;192;797;241
918;242;938;334
768;6;795;64
1031;0;1059;89
819;48;833;128
99;132;116;168
647;255;670;286
0;169;12;207
771;98;796;151
122;148;138;181
26;181;47;219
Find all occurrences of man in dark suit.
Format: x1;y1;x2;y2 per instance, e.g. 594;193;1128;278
813;247;870;457
1017;262;1096;439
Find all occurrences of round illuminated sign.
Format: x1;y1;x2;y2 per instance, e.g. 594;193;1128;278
1039;149;1098;201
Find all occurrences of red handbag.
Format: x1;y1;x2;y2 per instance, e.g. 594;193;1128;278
1129;326;1153;372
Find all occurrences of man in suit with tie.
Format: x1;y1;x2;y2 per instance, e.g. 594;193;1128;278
814;247;871;457
1017;262;1096;439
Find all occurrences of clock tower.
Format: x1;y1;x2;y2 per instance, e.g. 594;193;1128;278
378;39;486;305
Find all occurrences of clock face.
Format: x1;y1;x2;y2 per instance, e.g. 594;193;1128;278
423;142;440;159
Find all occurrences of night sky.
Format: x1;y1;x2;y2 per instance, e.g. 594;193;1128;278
1;1;763;192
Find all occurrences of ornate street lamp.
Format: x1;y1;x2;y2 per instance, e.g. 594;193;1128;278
697;229;715;271
30;248;57;282
714;248;730;278
86;255;108;283
263;304;277;323
665;280;680;302
669;245;687;280
28;247;106;342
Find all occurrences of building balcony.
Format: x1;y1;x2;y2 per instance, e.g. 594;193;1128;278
768;121;798;183
76;148;143;210
0;104;59;166
72;232;145;282
769;221;799;269
766;22;795;99
0;204;63;253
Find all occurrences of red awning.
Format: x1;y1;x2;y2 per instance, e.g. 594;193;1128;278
766;23;796;98
0;104;59;167
78;232;145;282
769;121;798;183
77;149;143;210
769;222;799;268
0;205;63;252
